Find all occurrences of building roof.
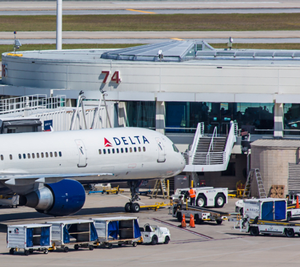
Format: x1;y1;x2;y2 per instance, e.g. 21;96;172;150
251;139;300;148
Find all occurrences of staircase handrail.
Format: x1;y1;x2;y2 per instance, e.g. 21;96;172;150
188;122;204;164
207;126;218;155
223;121;238;165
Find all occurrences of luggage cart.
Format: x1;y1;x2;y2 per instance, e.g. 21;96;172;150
46;219;98;252
91;216;141;248
7;223;51;255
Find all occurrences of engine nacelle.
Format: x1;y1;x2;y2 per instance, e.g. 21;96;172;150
21;179;86;216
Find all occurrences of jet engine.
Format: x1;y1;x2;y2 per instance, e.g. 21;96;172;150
19;179;86;216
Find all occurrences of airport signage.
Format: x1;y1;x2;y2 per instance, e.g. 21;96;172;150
101;70;121;84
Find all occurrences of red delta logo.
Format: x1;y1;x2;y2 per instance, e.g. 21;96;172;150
104;138;112;147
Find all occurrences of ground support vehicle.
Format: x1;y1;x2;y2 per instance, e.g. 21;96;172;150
140;223;170;245
172;187;228;208
7;223;51;255
172;203;230;225
92;216;141;248
46;219;97;252
287;206;300;221
234;217;300;237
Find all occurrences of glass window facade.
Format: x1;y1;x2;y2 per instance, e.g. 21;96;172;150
165;102;274;134
125;101;155;128
284;104;300;135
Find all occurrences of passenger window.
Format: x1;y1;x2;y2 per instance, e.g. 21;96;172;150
103;149;106;154
50;152;53;157
27;153;30;159
0;155;3;161
45;152;49;158
125;148;128;153
41;152;44;158
23;154;26;159
134;147;137;152
54;151;57;157
116;148;119;153
121;148;123;153
9;154;12;160
130;147;132;153
138;147;141;152
99;149;101;155
37;153;40;158
32;153;35;159
59;151;62;157
143;147;146;152
19;154;21;159
112;148;115;154
108;149;110;154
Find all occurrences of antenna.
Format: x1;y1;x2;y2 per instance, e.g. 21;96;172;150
13;31;22;53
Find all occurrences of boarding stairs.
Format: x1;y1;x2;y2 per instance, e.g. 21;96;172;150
184;121;238;172
243;168;267;199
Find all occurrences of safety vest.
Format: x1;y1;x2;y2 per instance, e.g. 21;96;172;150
189;189;196;198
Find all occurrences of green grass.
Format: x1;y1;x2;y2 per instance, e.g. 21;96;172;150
2;14;300;31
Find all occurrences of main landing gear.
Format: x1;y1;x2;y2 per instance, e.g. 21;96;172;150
124;180;142;213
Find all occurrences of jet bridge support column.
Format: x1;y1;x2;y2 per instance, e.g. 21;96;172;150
156;100;165;135
274;103;283;138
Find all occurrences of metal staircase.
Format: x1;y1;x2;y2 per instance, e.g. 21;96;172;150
243;168;267;199
184;121;237;172
151;179;168;199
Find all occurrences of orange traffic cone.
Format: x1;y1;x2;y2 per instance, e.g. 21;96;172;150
296;196;299;209
189;214;195;228
181;214;186;228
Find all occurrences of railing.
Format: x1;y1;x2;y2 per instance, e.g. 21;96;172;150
188;122;204;165
0;94;66;115
223;121;238;165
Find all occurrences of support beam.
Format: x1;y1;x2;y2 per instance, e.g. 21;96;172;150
274;103;283;138
156;100;165;134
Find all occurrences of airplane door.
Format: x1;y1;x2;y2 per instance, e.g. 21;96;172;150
75;139;87;167
155;137;166;163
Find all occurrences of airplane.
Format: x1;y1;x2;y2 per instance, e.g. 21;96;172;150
0;127;185;216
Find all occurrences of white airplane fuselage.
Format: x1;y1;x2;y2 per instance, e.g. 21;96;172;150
0;127;185;195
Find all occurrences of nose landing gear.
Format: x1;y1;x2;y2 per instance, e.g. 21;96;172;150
124;180;142;213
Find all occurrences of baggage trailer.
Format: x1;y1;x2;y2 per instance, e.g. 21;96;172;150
172;187;228;208
92;216;141;248
233;198;300;237
7;223;51;255
172;203;230;225
46;219;98;251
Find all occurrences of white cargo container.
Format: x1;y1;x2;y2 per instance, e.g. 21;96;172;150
46;219;98;251
7;223;51;255
91;216;141;248
243;198;287;221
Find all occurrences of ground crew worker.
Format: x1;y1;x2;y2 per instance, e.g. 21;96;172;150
189;187;196;206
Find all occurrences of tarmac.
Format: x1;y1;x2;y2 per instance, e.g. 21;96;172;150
1;190;300;266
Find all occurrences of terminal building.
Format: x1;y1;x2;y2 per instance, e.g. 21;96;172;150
2;40;300;195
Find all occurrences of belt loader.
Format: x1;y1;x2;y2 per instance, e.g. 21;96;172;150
172;203;230;225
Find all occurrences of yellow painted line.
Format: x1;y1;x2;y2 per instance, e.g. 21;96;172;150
126;9;156;14
171;38;184;41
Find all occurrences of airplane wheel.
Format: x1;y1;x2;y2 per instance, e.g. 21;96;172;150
9;248;14;255
131;203;140;213
125;202;131;212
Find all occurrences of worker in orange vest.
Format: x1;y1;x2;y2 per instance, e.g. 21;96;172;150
189;187;196;206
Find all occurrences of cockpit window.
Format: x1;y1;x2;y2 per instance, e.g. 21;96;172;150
173;144;179;153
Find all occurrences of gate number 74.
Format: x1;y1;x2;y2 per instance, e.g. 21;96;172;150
101;71;121;84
